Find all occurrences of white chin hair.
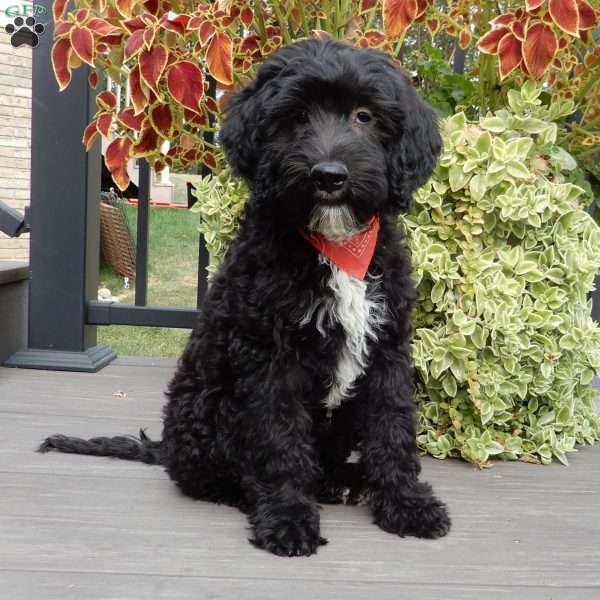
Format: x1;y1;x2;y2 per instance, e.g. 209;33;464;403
307;205;362;242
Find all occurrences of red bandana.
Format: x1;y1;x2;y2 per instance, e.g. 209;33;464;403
299;216;380;280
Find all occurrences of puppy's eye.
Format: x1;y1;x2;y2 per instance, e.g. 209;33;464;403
296;110;309;124
355;110;373;124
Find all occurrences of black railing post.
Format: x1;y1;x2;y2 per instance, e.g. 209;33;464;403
135;159;150;306
5;0;115;372
453;43;466;75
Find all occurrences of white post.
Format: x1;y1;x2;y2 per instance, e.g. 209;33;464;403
160;165;171;185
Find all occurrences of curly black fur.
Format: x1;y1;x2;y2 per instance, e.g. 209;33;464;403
40;39;450;556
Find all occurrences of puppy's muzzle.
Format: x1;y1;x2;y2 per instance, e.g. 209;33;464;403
310;161;349;194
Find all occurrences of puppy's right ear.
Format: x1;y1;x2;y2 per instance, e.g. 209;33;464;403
219;80;263;181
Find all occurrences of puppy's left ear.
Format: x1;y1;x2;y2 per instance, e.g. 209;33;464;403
388;70;442;212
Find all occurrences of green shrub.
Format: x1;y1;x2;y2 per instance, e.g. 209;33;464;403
193;81;600;466
189;170;248;277
405;81;600;466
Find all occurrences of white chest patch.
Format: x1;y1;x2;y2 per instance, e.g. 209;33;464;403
301;256;386;410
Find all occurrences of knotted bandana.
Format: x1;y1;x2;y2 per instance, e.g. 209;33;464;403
299;216;380;280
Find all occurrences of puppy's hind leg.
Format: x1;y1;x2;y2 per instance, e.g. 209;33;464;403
162;386;245;510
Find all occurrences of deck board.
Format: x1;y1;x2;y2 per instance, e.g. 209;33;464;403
1;359;599;599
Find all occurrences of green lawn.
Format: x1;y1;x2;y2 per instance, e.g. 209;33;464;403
97;203;201;357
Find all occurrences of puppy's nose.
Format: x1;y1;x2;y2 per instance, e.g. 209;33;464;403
310;162;348;193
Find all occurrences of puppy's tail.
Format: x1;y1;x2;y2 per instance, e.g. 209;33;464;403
38;429;164;465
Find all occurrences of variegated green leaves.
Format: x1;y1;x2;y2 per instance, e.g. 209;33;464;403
405;82;600;466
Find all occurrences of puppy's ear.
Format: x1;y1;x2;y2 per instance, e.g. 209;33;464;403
388;69;442;212
219;80;263;181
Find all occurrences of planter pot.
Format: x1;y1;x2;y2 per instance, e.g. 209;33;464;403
0;261;28;364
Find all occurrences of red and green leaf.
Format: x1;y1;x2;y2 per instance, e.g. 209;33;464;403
124;29;146;60
115;0;136;18
525;0;545;11
202;151;217;170
53;0;70;22
512;20;526;40
88;70;99;88
184;108;207;127
123;16;146;33
150;103;173;137
240;7;253;28
577;0;598;29
160;13;190;36
54;20;74;38
143;28;155;49
523;22;558;79
383;0;418;37
358;29;387;49
459;30;472;49
205;96;219;114
415;0;428;19
70;26;95;66
105;136;132;190
240;35;261;56
86;17;118;36
426;18;440;36
207;32;234;86
167;61;205;113
497;32;522;78
75;8;89;23
96;90;117;111
117;108;144;131
82;119;99;150
549;0;580;36
491;13;515;27
143;0;160;16
129;64;149;115
200;21;216;45
96;112;113;136
51;38;72;91
139;45;168;96
478;27;510;54
131;119;159;157
361;0;378;11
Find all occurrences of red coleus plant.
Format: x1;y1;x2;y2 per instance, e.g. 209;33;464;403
478;0;598;80
52;1;599;191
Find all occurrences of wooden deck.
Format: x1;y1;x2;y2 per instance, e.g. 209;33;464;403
1;358;599;599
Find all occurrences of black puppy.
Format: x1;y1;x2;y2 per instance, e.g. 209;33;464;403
41;38;450;557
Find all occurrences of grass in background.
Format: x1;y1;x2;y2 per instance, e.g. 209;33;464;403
97;201;201;357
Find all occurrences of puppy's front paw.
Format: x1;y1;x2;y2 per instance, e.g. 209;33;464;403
249;499;327;557
372;481;451;539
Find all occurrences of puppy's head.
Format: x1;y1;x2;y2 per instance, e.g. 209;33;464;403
219;38;441;238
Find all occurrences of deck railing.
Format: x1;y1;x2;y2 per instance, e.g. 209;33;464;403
2;3;207;372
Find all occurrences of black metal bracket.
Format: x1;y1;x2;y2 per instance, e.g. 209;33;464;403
88;300;199;329
0;201;30;237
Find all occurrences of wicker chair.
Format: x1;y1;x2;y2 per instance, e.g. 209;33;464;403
99;191;136;281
